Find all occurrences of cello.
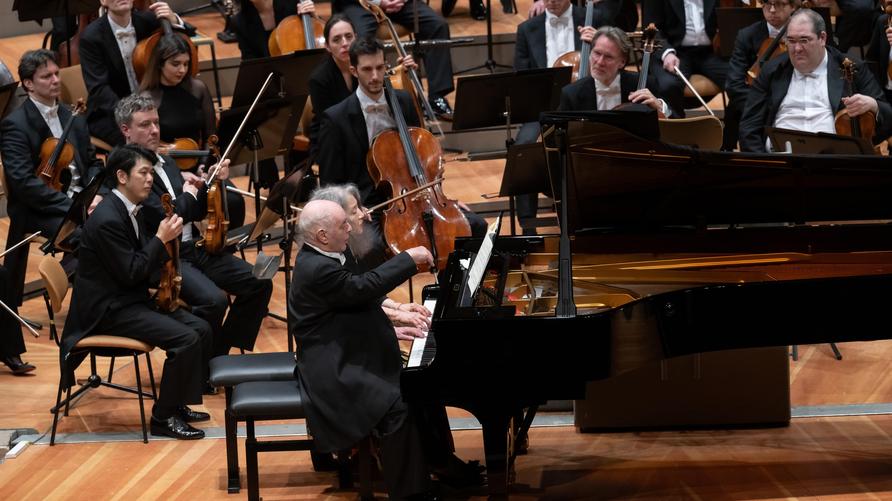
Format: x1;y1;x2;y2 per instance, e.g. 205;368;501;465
614;24;665;118
156;193;182;312
36;99;87;191
553;0;595;82
268;2;325;56
131;18;199;83
834;58;876;142
367;77;470;273
198;135;230;254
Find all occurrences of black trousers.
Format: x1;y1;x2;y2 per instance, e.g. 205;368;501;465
374;398;433;499
0;266;25;359
179;242;273;356
339;1;455;97
95;302;211;417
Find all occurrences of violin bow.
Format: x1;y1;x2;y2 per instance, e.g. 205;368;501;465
673;67;716;117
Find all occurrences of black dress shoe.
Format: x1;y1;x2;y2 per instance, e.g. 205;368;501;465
432;456;486;488
178;405;210;423
203;382;219;395
470;0;487;20
2;355;35;375
441;0;458;16
428;96;454;121
150;415;205;440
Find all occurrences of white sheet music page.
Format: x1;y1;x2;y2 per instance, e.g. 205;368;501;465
465;219;501;300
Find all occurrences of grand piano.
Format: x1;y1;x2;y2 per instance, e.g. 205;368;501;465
401;108;892;496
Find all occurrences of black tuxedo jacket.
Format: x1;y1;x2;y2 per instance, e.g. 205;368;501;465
867;15;891;91
231;0;297;60
288;244;417;453
60;193;169;385
315;89;419;206
643;0;717;57
739;46;892;152
726;20;769;106
514;6;588;71
80;11;161;146
308;56;357;159
140;155;209;239
0;99;103;223
558;72;651;111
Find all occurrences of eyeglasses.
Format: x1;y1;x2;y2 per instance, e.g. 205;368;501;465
784;36;817;47
762;1;791;9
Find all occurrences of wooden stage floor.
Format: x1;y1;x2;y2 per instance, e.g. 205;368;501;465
0;4;891;500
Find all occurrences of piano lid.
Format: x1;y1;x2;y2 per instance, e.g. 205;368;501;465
541;109;892;235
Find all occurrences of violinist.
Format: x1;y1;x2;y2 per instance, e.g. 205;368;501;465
139;34;246;228
316;38;486;268
866;10;892;104
61;144;212;440
231;0;315;60
725;0;799;151
79;0;191;147
0;50;105;304
739;9;892;153
115;95;274;364
558;26;673;115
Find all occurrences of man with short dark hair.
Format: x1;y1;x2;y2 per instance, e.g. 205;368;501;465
739;9;892;152
61;144;212;439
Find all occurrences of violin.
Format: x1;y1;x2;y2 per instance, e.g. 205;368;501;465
359;0;441;132
746;0;812;86
268;4;325;56
131;18;199;83
37;99;86;192
834;58;876;141
553;0;595;82
157;137;210;170
614;24;665;118
198;135;230;254
367;78;470;273
156;193;182;312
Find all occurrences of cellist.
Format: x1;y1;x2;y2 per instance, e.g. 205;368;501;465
114;95;273;374
725;0;799;151
79;0;192;147
739;9;892;152
315;37;486;269
0;49;105;305
231;0;316;60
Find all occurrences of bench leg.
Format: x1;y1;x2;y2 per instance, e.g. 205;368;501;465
224;388;240;493
358;437;374;500
245;419;260;501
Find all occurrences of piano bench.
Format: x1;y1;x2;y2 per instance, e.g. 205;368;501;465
209;352;297;494
229;381;374;501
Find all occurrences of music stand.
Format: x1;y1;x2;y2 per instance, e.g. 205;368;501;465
498;142;548;235
454;0;512;74
41;171;107;255
716;8;764;58
766;127;875;155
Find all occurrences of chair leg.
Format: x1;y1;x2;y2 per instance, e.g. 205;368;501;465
50;374;66;446
829;343;843;360
246;419;260;501
43;291;57;343
225;387;241;493
64;384;72;416
107;356;116;383
133;353;148;444
791;345;799;361
145;353;157;400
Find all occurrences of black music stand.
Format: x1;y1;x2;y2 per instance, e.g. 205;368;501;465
455;0;512;74
715;8;764;58
41;171;107;255
13;0;100;66
767;126;874;155
499;142;548;235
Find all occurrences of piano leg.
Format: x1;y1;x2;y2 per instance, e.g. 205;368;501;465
477;409;514;498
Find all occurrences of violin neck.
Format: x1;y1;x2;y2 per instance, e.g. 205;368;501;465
48;109;78;167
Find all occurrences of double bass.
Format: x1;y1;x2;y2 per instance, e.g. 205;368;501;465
156;193;182;312
37;99;86;191
553;0;595;82
367;78;470;272
834;58;876;141
268;3;325;56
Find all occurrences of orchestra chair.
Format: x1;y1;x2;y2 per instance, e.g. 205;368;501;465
292;96;314;152
228;379;374;501
58;65;114;153
38;255;158;445
375;23;411;40
683;74;726;113
658;115;724;150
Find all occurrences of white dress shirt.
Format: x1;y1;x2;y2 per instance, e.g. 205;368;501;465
153;157;194;242
773;50;835;141
305;242;346;265
681;0;711;47
594;74;622;110
112;188;142;238
357;87;396;143
108;16;140;93
545;6;575;68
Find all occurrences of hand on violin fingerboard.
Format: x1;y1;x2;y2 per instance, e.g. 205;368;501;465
156;214;184;244
297;0;315;15
886;27;892;45
579;26;596;44
842;95;879;118
148;2;179;24
397;55;418;71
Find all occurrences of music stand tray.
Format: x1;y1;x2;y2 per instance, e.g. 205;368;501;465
766;126;875;155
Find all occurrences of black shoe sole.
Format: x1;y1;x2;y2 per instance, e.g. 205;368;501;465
150;424;205;440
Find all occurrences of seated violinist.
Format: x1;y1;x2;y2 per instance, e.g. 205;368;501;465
139;34;245;228
80;0;192;146
725;0;799;151
0;49;104;304
739;9;892;153
115;95;273;371
558;26;672;115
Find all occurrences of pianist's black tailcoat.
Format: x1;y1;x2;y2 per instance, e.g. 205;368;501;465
288;244;417;452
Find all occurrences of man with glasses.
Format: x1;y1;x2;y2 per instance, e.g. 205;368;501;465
558;26;672;115
739;8;891;152
725;0;799;151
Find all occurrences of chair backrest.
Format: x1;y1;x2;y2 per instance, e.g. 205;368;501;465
59;65;87;106
658;115;724;151
299;95;314;134
38;256;70;314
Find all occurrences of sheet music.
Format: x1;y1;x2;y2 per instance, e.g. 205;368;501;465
464;219;501;302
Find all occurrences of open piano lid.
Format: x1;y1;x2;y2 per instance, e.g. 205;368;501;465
540;107;892;235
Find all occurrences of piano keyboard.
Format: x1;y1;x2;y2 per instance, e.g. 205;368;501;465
406;298;438;368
